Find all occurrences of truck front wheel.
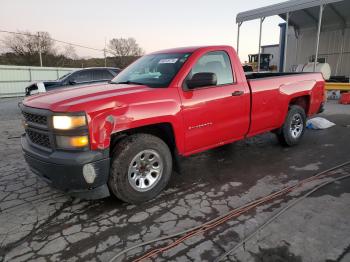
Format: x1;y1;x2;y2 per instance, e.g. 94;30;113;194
276;105;306;146
108;134;173;203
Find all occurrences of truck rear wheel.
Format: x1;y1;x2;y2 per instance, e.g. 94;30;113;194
108;134;172;204
276;105;306;146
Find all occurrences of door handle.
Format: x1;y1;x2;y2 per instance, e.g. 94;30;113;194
231;90;244;96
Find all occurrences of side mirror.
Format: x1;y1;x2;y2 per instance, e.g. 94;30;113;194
69;80;77;85
186;72;217;89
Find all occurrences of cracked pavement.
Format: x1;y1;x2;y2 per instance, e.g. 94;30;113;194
0;98;350;262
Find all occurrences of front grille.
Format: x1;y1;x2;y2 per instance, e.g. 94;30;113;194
23;112;47;126
26;129;51;149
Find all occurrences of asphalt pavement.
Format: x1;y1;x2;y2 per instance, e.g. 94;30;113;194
0;97;349;262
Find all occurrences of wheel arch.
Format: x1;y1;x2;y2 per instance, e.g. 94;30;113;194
110;122;177;157
288;95;310;115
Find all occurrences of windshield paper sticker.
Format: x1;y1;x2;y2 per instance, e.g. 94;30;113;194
159;58;178;64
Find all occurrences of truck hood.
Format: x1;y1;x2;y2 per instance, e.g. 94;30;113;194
23;83;152;112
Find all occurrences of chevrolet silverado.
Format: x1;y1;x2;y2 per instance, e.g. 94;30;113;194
21;46;325;203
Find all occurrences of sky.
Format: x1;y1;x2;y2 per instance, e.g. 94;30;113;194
0;0;285;61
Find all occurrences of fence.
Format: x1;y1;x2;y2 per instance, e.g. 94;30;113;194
0;65;77;98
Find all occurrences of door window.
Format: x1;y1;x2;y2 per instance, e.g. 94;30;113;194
92;69;113;81
71;71;92;83
187;51;234;87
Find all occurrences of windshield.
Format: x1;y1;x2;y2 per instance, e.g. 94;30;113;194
57;72;72;81
111;53;191;88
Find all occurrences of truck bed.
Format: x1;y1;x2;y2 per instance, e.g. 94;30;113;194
246;72;325;137
245;72;305;80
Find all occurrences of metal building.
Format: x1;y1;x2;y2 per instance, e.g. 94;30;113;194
236;0;350;81
261;44;280;71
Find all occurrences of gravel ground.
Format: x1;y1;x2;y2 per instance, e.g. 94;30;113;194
0;98;349;262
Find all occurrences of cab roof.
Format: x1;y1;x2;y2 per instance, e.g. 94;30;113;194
150;45;233;55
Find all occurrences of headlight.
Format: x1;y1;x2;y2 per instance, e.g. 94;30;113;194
53;115;86;130
56;135;89;149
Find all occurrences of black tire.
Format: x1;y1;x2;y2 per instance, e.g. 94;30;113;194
276;105;306;146
108;133;173;204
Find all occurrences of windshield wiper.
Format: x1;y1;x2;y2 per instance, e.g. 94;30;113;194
111;80;145;85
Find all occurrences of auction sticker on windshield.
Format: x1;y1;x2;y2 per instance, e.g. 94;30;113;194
159;58;178;64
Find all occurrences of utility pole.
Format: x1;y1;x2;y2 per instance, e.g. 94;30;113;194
104;37;107;67
37;32;43;67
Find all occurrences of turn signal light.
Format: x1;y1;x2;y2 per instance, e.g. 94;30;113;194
56;135;89;149
71;136;89;147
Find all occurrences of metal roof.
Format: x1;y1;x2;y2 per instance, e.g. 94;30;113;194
236;0;348;28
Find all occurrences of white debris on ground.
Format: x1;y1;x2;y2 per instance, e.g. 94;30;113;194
306;117;336;130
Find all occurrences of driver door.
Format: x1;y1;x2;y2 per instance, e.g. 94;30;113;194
179;51;250;154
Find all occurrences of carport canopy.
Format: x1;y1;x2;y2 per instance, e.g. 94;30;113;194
235;0;348;72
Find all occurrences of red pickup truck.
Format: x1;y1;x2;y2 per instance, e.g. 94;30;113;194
21;46;325;203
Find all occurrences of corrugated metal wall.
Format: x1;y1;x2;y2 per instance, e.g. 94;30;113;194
0;65;77;98
261;45;280;71
286;26;350;77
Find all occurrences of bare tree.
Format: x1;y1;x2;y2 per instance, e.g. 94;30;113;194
108;37;144;67
56;44;79;67
62;44;78;60
3;31;55;55
2;31;55;65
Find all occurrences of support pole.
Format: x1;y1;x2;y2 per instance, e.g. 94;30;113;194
258;17;265;72
283;12;289;72
314;5;324;72
236;22;242;56
335;30;345;76
37;32;43;67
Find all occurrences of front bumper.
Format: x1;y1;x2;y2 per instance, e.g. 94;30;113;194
22;135;111;199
